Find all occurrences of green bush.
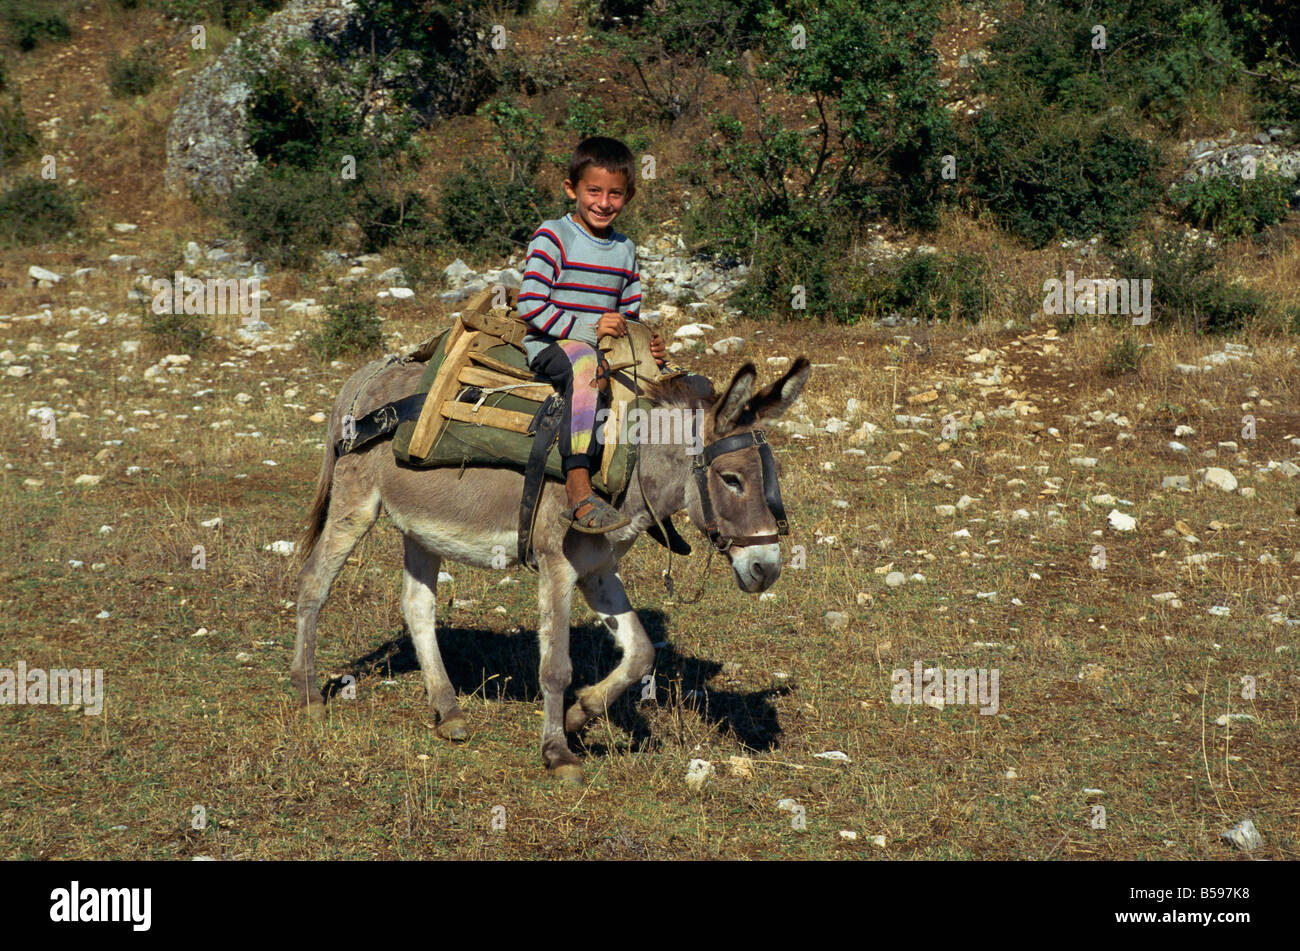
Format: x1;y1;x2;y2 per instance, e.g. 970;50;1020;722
979;1;1239;129
1111;233;1268;333
153;0;284;29
863;250;993;325
308;293;384;361
437;161;549;256
2;1;71;51
355;185;435;253
1169;172;1293;239
0;88;35;162
143;303;207;353
225;165;349;268
0;177;77;244
108;45;164;98
727;224;868;325
964;107;1162;248
245;59;370;171
1101;337;1147;376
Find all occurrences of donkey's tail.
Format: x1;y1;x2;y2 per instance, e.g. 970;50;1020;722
300;439;335;563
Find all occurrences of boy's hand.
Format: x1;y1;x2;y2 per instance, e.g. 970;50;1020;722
596;311;627;339
649;332;666;365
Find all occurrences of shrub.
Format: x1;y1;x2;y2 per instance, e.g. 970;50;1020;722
355;185;435;252
1101;337;1146;376
1;1;71;51
1111;233;1268;332
437;161;549;256
863;250;993;325
1169;172;1293;239
0;177;77;244
979;1;1239;129
143;303;207;353
108;44;164;98
245;59;369;171
964;107;1162;248
225;165;349;268
0;88;35;161
308;293;384;361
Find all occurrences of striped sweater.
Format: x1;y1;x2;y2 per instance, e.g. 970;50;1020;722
517;213;642;364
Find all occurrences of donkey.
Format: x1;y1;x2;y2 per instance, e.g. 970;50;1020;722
292;353;811;782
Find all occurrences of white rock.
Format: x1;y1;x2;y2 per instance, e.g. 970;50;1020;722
1108;509;1137;532
437;571;454;584
1174;424;1195;437
713;336;745;355
868;834;887;848
1220;818;1262;851
28;265;62;283
73;474;102;486
813;750;850;762
674;322;715;338
388;287;414;299
935;504;956;516
884;571;906;587
839;830;858;841
263;540;297;556
1202;467;1237;492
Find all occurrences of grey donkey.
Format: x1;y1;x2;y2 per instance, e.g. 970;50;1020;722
292;354;811;783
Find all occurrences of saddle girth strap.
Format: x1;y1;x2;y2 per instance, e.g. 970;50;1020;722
517;394;565;570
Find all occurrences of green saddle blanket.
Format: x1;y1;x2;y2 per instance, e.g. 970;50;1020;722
391;329;647;500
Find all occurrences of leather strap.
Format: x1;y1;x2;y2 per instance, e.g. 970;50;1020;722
335;393;426;457
517;394;564;569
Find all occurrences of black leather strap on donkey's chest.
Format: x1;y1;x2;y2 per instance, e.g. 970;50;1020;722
691;428;789;551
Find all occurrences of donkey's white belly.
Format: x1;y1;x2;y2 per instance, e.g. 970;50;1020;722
385;508;520;570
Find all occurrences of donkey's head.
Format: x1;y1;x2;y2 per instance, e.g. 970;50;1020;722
680;357;811;593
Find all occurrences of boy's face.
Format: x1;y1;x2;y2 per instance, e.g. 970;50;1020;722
563;166;632;237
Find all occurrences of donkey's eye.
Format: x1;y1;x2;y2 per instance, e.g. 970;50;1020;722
721;473;744;494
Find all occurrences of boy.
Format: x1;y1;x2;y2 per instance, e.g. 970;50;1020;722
518;136;667;535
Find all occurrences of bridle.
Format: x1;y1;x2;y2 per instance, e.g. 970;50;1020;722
690;427;790;552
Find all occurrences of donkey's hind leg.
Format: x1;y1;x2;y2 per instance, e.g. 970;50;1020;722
291;474;381;722
400;535;467;740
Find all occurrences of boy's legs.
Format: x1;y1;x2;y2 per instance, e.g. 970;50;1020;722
530;341;608;522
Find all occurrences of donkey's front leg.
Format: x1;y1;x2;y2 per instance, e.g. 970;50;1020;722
537;557;583;783
566;570;654;734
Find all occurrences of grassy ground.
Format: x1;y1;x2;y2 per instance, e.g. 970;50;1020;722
1;277;1297;859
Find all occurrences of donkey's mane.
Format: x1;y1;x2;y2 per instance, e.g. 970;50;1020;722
643;371;716;409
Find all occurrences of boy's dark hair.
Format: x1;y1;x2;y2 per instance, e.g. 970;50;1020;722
566;136;636;196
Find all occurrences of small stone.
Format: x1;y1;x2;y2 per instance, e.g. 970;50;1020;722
684;758;714;792
1161;475;1190;491
235;651;253;665
824;611;849;631
1108;509;1137;532
1202;467;1238;492
1220;818;1262;852
868;834;887;848
73;474;102;486
884;571;906;587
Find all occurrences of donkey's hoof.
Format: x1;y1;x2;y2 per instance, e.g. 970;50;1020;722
549;763;584;785
437;716;468;742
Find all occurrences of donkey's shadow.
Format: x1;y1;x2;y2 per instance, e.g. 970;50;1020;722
324;608;788;753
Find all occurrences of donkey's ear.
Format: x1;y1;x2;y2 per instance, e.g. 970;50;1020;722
741;356;811;428
712;362;758;435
